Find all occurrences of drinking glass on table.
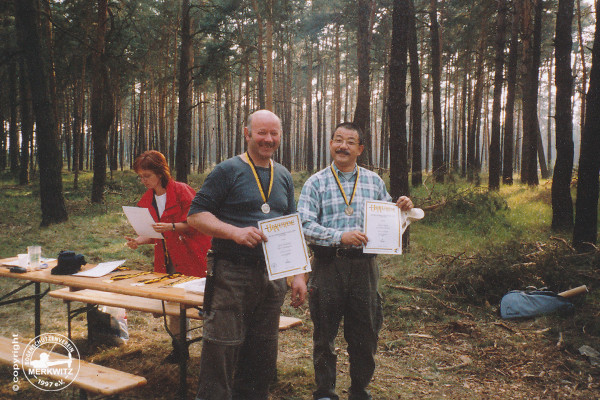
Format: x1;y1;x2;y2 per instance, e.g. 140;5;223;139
27;246;41;270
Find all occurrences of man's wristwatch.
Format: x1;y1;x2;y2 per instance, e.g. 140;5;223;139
172;223;176;231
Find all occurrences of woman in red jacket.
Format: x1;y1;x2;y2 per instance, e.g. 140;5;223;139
126;150;211;362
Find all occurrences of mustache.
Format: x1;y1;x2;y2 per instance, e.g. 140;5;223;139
335;149;350;156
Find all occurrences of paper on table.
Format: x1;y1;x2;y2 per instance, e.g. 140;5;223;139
173;277;205;294
73;260;126;277
122;206;163;239
259;213;312;281
3;257;56;267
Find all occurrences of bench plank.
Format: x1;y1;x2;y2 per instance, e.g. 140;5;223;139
49;288;303;330
0;336;146;396
50;288;202;319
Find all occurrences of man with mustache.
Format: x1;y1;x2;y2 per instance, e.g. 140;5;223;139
297;122;413;400
188;109;307;400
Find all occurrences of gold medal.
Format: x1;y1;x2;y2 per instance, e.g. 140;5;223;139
246;152;273;214
331;164;359;216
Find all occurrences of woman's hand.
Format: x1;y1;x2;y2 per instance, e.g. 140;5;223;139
125;236;152;249
152;222;175;233
125;236;140;249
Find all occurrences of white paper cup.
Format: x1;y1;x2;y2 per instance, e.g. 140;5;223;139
27;246;41;270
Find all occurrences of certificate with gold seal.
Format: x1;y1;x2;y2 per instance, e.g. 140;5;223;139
259;213;312;281
363;200;402;255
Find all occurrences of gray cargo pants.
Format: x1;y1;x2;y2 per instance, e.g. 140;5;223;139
308;255;382;400
195;257;287;400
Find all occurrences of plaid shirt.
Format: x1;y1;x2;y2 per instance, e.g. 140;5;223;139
297;163;393;247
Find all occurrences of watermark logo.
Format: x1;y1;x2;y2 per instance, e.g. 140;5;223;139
22;333;80;391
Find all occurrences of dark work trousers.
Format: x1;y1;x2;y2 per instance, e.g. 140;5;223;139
195;258;287;400
308;255;382;400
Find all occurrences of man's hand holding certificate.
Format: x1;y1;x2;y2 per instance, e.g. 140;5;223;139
363;201;424;255
259;213;312;281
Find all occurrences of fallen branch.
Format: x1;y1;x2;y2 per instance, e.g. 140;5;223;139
550;236;576;252
430;294;474;318
437;355;472;371
556;331;564;348
493;321;518;334
386;284;437;294
407;333;434;339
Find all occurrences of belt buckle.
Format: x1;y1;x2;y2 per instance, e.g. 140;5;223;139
335;248;344;258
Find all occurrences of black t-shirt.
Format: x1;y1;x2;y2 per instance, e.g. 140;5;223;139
188;155;296;257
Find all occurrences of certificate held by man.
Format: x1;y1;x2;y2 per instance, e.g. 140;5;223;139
363;200;402;254
259;213;312;280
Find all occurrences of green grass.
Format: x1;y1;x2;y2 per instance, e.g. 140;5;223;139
1;170;599;399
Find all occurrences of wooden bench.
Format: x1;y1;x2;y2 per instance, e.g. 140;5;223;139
49;288;303;336
0;336;146;398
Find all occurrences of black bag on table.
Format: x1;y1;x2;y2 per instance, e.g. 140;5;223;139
51;251;86;275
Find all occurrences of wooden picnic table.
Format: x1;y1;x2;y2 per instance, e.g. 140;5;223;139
0;257;204;399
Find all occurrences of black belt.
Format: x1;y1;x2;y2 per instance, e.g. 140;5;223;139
310;245;375;259
211;251;266;268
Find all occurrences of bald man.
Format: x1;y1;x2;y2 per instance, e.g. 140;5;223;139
188;110;306;400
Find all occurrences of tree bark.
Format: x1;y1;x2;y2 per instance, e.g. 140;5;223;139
503;1;520;184
251;0;266;109
306;40;314;172
176;0;193;183
430;0;444;181
576;0;588;134
14;0;68;225
489;0;508;190
408;0;422;186
265;0;274;111
9;59;18;173
91;0;115;203
520;0;542;186
573;0;600;251
468;40;485;182
388;0;410;199
354;0;374;167
552;0;575;231
19;57;33;185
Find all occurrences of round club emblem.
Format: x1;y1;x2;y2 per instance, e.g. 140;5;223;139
22;333;80;392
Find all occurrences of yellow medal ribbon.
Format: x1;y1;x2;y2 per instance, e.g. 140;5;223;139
330;163;359;214
245;152;274;206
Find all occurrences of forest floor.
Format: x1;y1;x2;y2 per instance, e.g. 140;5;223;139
0;170;598;399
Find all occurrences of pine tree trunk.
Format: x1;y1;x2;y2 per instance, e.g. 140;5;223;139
19;57;32;185
306;41;314;173
468;41;485;182
576;0;588;134
520;0;542;186
489;0;508;190
573;0;600;251
503;1;520;184
409;0;422;186
251;0;265;109
430;0;444;181
9;60;18;173
389;0;410;199
14;0;68;225
552;0;575;231
19;57;33;185
91;0;114;203
354;0;374;167
176;0;192;183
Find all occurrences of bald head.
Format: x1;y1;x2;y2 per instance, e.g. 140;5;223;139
244;110;282;166
246;110;281;133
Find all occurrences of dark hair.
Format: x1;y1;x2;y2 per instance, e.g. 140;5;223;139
332;122;365;145
133;150;171;188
